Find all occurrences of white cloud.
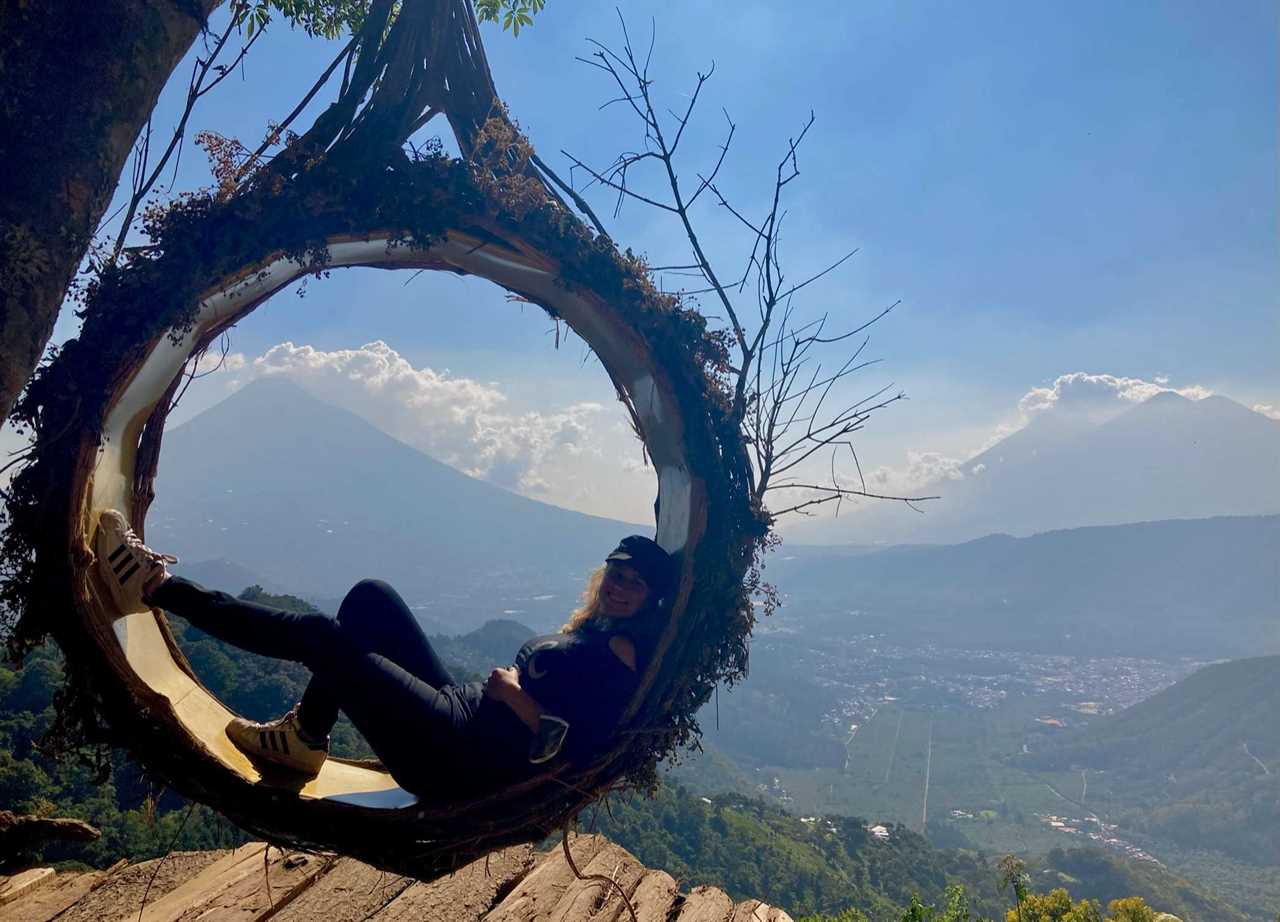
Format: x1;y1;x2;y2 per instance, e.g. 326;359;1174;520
193;349;246;376
1016;372;1211;422
1253;403;1280;421
862;450;967;494
241;341;654;520
793;372;1216;509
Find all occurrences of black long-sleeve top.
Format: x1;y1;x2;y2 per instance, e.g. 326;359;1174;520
511;629;641;763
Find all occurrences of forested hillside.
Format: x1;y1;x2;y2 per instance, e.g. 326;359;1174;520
1;593;1249;920
585;786;1248;922
1025;656;1280;864
0;588;525;866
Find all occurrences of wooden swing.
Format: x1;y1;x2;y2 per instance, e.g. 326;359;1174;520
0;0;767;883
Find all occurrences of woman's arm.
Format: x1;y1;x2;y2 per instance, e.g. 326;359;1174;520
483;666;544;732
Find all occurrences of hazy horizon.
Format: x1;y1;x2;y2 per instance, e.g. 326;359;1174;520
155;368;1280;546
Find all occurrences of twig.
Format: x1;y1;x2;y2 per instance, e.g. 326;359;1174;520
532;152;610;238
262;844;274;910
137;802;196;922
560;821;639;922
237;36;357;184
111;8;255;262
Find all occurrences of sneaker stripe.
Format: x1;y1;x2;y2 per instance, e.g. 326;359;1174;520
259;731;269;751
112;554;134;576
109;544;128;563
118;561;142;584
279;733;290;755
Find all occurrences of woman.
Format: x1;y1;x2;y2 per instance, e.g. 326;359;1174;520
96;510;674;798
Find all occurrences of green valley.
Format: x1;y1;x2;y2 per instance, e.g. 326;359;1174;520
0;587;1255;921
695;649;1280;920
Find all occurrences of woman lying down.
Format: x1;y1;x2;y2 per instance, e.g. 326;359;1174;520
98;510;675;799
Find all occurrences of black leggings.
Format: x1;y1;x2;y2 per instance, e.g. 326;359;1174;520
148;577;523;796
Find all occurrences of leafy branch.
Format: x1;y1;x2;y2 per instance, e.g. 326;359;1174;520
475;0;546;36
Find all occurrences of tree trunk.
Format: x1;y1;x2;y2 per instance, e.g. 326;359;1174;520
0;0;224;422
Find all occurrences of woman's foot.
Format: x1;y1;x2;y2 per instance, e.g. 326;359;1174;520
95;510;178;613
225;706;329;776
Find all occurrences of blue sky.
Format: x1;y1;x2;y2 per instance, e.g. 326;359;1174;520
21;0;1278;531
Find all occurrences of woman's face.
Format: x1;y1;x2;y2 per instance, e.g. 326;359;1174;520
598;561;651;619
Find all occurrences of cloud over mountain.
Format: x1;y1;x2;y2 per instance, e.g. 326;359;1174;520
201;340;656;521
862;450;968;494
1016;372;1212;422
149;377;642;629
797;373;1279;544
819;372;1216;503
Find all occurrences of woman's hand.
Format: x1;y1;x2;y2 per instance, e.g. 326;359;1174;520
485;667;545;732
483;666;522;703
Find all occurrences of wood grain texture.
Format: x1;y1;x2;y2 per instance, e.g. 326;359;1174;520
0;837;794;922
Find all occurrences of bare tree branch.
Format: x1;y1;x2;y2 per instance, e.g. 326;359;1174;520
109;8;250;262
766;484;938;518
568;17;926;524
531;153;610;239
237;36;358;183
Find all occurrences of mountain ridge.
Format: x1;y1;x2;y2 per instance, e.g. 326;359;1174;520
795;392;1280;545
150;377;643;632
149;379;1279;650
771;513;1280;657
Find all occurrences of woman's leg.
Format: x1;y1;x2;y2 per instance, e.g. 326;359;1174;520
148;577;461;740
148;576;474;790
297;579;458;739
306;648;472;791
147;577;338;662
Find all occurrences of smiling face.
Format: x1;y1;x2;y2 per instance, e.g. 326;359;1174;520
597;561;651;619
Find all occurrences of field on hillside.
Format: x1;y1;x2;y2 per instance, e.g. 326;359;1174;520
711;686;1280;921
770;701;1150;858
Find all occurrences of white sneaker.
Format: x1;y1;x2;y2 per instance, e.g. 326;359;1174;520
226;707;329;776
96;510;178;613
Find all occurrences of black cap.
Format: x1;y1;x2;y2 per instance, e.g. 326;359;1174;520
605;535;676;599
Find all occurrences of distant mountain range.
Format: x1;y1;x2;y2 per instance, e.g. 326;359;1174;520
150;378;1278;649
796;392;1280;545
149;376;639;633
770;515;1280;657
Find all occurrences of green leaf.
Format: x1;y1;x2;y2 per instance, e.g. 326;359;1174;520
478;0;545;35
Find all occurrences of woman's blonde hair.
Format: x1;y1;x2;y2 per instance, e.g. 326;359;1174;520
561;565;607;633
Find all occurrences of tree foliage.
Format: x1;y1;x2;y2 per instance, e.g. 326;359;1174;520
474;0;546;35
234;0;376;38
1004;890;1164;922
